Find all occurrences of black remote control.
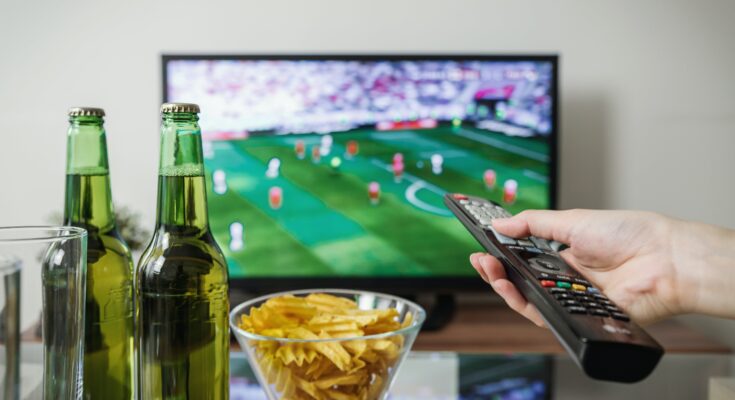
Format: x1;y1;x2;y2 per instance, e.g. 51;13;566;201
444;193;663;383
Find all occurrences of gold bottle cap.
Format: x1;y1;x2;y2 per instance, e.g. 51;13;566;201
161;103;200;113
68;107;105;117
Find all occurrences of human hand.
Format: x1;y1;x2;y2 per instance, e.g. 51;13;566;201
470;209;695;326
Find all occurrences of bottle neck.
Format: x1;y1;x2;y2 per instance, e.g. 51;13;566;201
155;113;210;231
64;116;115;230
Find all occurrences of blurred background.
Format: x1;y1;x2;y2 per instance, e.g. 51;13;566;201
1;0;734;393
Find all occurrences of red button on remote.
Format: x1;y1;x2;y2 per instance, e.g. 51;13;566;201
541;280;556;288
453;193;468;200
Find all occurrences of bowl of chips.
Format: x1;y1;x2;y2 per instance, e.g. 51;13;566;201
230;289;426;400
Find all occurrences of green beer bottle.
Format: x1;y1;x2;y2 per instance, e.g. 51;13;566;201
136;103;230;399
63;107;134;399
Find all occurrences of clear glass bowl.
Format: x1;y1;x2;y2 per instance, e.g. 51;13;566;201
230;289;426;400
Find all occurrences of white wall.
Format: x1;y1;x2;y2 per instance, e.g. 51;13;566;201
1;0;734;348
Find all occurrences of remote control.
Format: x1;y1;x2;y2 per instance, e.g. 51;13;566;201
445;193;663;383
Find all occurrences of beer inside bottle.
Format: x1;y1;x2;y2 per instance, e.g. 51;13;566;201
63;107;134;399
136;103;230;399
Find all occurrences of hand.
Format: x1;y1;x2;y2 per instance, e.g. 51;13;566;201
470;209;709;326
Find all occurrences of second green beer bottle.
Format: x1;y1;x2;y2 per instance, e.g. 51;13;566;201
64;107;134;399
136;103;230;399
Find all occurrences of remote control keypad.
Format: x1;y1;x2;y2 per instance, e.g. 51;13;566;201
543;282;630;321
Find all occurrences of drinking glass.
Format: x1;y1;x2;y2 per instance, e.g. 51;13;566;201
0;226;87;400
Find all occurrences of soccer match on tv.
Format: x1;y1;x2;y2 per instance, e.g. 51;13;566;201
166;58;554;278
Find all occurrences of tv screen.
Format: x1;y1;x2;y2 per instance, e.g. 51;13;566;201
163;55;558;290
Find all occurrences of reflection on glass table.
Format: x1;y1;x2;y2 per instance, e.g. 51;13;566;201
230;351;552;400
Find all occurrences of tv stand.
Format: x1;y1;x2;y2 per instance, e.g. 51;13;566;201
413;302;732;354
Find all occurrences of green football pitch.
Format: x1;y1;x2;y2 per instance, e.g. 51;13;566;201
204;126;550;278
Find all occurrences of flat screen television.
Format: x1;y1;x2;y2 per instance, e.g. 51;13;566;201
162;54;558;293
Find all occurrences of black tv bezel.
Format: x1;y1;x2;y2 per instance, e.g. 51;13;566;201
161;53;559;294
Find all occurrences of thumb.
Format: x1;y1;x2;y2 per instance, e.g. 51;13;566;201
492;209;585;243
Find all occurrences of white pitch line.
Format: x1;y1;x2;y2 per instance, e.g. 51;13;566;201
418;150;467;159
405;181;452;216
370;159;446;193
369;159;451;216
523;169;549;183
454;127;549;162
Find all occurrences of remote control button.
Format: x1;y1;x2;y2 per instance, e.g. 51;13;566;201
574;294;593;302
587;287;600;294
556;281;572;289
534;259;560;271
592;293;608;300
561;300;580;307
554;293;574;300
611;313;630;321
459;199;469;205
590;309;610;317
573;278;591;286
489;207;512;218
605;305;621;313
500;210;512;218
599;299;614;306
549;287;567;294
453;194;468;200
567;306;587;314
585;302;601;308
479;218;493;225
529;236;552;251
517;239;534;247
571;284;586;292
540;280;556;288
555;275;572;282
487;227;517;245
471;200;483;206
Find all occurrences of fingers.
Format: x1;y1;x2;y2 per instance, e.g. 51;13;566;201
469;253;546;327
469;252;489;282
492;279;547;327
492;209;586;243
470;252;506;283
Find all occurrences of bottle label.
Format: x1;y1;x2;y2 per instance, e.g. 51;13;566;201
159;164;203;177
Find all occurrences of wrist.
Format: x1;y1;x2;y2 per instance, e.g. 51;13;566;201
672;219;735;319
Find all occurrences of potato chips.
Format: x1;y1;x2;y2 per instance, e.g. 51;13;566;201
238;293;414;400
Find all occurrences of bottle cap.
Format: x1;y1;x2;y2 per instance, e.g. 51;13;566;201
161;103;200;113
68;107;105;117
